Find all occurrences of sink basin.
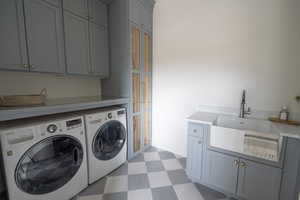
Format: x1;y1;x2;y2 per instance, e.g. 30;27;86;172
215;115;274;134
210;115;282;162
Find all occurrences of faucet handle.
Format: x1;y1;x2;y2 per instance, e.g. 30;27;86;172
245;107;251;114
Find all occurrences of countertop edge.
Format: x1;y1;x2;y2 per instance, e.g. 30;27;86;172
0;97;129;122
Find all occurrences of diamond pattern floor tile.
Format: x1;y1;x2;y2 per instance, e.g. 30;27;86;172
76;146;228;200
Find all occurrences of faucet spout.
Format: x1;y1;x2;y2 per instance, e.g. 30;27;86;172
239;90;250;118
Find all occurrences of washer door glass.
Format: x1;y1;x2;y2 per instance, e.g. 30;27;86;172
15;136;83;195
93;120;126;161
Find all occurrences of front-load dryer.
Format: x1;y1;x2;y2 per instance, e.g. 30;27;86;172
0;115;88;200
84;107;127;184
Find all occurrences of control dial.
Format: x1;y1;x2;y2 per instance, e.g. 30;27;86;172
47;124;58;133
108;113;112;119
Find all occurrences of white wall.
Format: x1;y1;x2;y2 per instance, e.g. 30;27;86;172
0;71;101;99
152;0;300;156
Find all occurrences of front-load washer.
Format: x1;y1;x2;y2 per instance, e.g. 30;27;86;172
0;115;88;200
84;107;127;184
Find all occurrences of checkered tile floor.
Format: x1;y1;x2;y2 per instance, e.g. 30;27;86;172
74;146;229;200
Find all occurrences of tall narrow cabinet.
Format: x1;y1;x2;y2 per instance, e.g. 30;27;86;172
102;0;154;159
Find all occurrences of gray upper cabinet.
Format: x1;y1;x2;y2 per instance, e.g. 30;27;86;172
64;12;91;75
89;23;109;77
187;135;203;181
63;0;88;19
204;150;239;195
237;159;282;200
0;0;28;71
24;0;65;73
89;0;107;27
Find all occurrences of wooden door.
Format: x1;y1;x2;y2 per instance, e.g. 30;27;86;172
89;23;109;77
63;0;88;19
187;136;203;180
204;150;239;195
0;0;28;71
64;12;90;75
133;115;141;152
132;72;141;113
132;27;140;70
237;159;282;200
143;33;151;73
24;0;64;73
89;0;107;27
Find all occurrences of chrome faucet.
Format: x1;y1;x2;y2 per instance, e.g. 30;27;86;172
239;90;251;118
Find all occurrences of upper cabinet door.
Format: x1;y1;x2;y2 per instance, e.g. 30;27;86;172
24;0;65;73
63;0;88;19
64;12;90;75
0;0;28;71
237;159;282;200
89;0;107;27
89;23;109;77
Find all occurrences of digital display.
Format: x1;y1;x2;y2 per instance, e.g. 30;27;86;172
66;118;82;127
117;110;125;115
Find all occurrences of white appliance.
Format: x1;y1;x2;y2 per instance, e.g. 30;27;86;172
0;115;88;200
84;108;127;184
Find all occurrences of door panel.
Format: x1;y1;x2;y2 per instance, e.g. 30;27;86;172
64;12;90;75
63;0;88;19
204;150;239;195
24;0;64;73
143;74;151;110
133;115;141;152
187;136;203;180
143;33;151;73
132;72;141;113
132;27;140;70
237;159;281;200
89;23;109;77
144;111;151;145
0;0;28;71
15;136;83;195
89;0;107;27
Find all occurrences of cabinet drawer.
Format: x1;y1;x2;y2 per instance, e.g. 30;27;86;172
188;123;204;138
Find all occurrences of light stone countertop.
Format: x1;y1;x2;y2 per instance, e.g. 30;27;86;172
186;111;300;140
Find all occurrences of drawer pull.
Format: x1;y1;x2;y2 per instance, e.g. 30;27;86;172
193;129;197;133
198;141;202;144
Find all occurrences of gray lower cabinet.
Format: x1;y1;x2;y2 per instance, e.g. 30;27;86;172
204;150;239;195
0;0;28;71
89;23;109;77
64;11;91;75
187;136;203;181
24;0;65;73
237;159;281;200
63;0;89;19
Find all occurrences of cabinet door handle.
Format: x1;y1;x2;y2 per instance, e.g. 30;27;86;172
193;129;197;133
198;140;202;144
234;160;239;166
20;64;29;68
240;161;246;167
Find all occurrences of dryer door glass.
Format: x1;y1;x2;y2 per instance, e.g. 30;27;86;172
15;136;84;194
93;120;126;160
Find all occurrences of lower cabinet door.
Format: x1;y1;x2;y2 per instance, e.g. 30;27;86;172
204;150;239;195
187;136;203;180
237;159;282;200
